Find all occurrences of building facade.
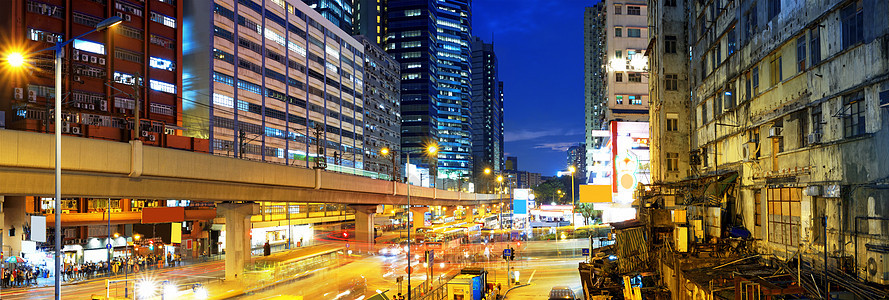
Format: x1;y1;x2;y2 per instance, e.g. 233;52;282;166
644;0;889;291
0;0;196;147
648;0;691;184
567;143;587;183
355;35;401;178
383;0;473;182
470;36;504;182
584;3;608;174
604;0;650;123
301;0;354;34
183;0;366;170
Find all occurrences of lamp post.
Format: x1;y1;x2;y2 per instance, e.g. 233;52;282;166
381;145;437;300
569;166;576;226
5;16;123;299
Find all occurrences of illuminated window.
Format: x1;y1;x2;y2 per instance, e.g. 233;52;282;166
213;93;234;108
149;57;174;71
113;71;140;85
150;79;176;94
150;11;176;28
405;9;421;17
74;39;106;55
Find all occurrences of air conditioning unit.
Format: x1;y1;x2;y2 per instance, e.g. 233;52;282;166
116;12;124;18
804;185;821;196
866;251;889;285
100;100;108;111
28;90;37;102
73;75;81;82
741;142;755;161
808;133;822;144
142;130;150;137
148;135;156;142
14;87;23;100
71;127;81;134
124;14;131;21
88;104;95;110
46;35;55;43
98;58;105;65
81;54;89;61
90;56;97;64
768;126;783;138
73;49;79;57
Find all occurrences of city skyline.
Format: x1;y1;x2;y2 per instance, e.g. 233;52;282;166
473;0;591;175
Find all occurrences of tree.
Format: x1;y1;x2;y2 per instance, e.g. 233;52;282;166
532;178;568;204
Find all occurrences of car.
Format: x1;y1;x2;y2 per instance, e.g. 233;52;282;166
548;286;576;300
378;244;403;256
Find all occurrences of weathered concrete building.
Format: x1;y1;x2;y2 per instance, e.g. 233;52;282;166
648;0;692;184
645;0;889;293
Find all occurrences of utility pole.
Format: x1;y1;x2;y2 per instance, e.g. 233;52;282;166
133;72;141;141
238;130;246;159
313;123;327;169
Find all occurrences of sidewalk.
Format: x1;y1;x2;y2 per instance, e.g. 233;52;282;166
3;256;223;291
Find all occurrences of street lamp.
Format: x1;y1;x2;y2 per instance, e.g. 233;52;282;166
5;15;123;300
381;144;437;300
569;166;576;226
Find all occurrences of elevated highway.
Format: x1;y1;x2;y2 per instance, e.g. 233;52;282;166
0;129;502;206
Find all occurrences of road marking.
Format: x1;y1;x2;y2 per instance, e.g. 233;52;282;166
527;269;537;284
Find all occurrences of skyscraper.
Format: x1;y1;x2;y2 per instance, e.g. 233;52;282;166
183;0;366;168
470;36;504;182
301;0;354;34
604;0;649;123
383;0;473;181
584;3;608;175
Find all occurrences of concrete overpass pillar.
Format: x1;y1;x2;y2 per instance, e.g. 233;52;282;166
409;206;428;230
351;205;382;251
463;206;477;222
217;202;259;282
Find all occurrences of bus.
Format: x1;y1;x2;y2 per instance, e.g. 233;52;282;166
245;244;344;289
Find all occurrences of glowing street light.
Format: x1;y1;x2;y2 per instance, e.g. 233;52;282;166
6;52;24;67
380;144;438;300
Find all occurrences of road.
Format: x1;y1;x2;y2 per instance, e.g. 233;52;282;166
238;239;587;300
0;237;587;300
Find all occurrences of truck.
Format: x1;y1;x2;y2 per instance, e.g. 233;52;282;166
447;268;489;300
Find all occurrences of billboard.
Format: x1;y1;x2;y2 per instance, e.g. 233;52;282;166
581;121;649;222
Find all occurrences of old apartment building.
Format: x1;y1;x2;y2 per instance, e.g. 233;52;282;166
644;0;889;295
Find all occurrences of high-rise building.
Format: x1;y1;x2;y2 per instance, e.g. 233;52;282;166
354;0;381;43
567;143;587;182
647;0;690;184
383;0;473;181
505;156;518;171
0;0;191;146
470;36;504;181
355;35;401;178
183;0;366;169
584;3;608;173
301;0;354;34
604;0;649;123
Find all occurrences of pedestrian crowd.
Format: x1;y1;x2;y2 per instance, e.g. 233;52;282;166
61;254;183;282
1;266;47;288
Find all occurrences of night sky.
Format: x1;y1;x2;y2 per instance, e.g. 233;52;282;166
473;0;592;175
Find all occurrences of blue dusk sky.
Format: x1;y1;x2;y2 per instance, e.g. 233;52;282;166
472;0;593;175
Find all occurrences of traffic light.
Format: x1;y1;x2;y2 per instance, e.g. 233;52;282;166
509;247;515;261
